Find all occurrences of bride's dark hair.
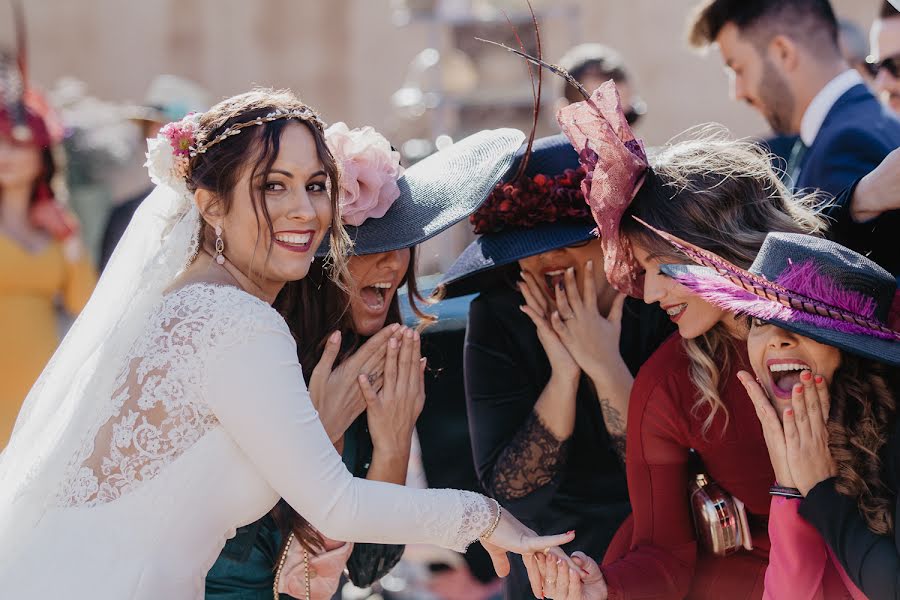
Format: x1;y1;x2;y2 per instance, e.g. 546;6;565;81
828;353;898;534
270;248;434;552
185;88;353;553
186;88;351;287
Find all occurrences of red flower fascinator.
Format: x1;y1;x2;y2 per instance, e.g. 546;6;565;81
470;166;590;234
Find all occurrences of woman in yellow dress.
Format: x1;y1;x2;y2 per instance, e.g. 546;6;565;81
0;84;96;447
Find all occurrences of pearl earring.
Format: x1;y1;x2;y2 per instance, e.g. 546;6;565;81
214;225;225;265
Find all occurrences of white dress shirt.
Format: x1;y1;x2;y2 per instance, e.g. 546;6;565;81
799;69;865;147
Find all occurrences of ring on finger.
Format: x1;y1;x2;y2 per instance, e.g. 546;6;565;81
367;373;378;386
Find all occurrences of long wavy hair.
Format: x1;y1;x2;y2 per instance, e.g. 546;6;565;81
187;88;351;289
828;353;899;534
269;246;434;552
620;127;826;435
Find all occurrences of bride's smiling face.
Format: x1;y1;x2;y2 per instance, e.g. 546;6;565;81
205;123;332;293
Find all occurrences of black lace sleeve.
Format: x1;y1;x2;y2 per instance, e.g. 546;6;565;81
489;410;571;502
345;543;405;587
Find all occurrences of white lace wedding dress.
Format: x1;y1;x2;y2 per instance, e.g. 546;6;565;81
0;283;493;599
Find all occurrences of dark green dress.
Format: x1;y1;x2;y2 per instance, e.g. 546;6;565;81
205;415;405;599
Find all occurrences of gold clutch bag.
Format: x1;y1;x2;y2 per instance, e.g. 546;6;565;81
689;473;753;557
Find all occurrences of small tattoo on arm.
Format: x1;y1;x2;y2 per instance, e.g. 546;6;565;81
599;398;626;461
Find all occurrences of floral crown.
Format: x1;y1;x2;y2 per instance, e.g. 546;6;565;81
470;166;590;235
145;107;325;199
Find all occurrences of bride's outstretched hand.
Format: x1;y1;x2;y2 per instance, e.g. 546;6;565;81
480;508;576;581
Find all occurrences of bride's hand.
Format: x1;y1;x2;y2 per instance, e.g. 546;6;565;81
308;324;402;443
480;507;577;580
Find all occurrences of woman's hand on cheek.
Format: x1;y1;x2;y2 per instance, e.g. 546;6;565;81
308;325;402;443
357;327;425;454
519;272;579;382
550;260;628;383
738;371;794;487
783;372;837;496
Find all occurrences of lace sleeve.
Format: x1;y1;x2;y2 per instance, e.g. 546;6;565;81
489;410;571;501
203;307;496;552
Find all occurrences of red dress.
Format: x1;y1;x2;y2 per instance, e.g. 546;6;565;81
601;334;775;600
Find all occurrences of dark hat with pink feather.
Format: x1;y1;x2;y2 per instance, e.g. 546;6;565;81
644;222;900;365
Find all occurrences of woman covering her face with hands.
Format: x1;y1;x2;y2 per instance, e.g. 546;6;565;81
649;230;900;599
534;82;824;600
439;134;673;600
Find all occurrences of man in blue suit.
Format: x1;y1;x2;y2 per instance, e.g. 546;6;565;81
688;0;900;275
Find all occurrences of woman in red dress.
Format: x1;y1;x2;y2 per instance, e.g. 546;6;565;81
535;82;825;600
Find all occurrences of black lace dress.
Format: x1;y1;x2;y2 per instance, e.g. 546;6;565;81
464;287;672;599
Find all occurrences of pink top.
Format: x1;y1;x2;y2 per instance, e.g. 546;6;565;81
765;496;868;600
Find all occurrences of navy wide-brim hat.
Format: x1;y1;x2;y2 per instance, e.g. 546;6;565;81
316;128;525;258
653;229;900;366
438;133;596;298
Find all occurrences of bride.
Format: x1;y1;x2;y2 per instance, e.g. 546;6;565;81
0;89;573;598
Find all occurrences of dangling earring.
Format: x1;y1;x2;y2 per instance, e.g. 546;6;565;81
214;225;226;265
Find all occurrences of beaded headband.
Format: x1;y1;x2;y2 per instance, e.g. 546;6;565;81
145;105;326;197
189;107;325;157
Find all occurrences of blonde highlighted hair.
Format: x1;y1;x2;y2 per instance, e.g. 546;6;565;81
621;126;826;435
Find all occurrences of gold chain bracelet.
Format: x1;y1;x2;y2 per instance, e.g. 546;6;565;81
274;532;311;600
479;498;502;541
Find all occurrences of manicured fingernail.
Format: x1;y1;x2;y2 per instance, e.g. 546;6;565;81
794;383;803;393
421;357;427;366
801;371;811;381
414;330;420;341
405;329;413;339
390;323;400;331
329;330;340;343
815;375;824;384
358;374;367;382
390;338;398;348
785;408;794;417
568;530;575;535
586;260;593;269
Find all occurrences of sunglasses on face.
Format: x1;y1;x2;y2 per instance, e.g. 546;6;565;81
865;53;900;78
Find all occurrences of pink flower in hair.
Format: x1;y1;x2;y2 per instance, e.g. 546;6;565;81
325;122;403;227
161;115;198;157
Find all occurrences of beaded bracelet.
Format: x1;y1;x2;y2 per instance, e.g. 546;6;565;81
480;498;503;540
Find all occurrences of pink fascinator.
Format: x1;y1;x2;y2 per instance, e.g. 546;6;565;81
557;80;650;297
325;122;403;227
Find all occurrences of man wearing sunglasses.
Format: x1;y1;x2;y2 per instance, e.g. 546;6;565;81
869;1;900;116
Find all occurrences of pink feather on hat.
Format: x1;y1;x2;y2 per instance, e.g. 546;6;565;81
557;80;650;297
